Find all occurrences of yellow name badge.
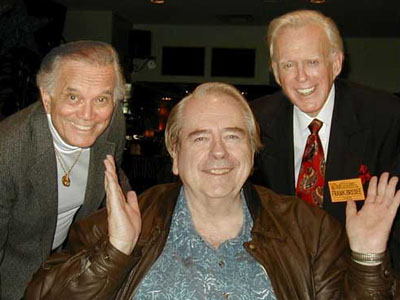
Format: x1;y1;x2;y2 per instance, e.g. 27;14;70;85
328;178;365;202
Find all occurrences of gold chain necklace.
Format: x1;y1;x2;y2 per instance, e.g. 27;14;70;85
54;148;83;187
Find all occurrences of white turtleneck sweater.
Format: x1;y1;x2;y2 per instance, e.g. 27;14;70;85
46;114;91;250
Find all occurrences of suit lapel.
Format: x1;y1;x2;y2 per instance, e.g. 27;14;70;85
75;134;115;221
26;103;119;254
325;83;368;184
263;98;296;194
323;82;369;223
28;104;58;258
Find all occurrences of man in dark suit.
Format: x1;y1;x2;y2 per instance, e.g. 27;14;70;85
0;41;130;300
250;10;400;270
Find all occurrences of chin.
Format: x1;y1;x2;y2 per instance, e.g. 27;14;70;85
67;138;95;148
296;103;321;116
205;187;237;199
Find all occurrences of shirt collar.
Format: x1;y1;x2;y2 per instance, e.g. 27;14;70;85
293;83;335;131
176;187;252;247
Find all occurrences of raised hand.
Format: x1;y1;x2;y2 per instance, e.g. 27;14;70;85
346;172;400;253
104;155;142;255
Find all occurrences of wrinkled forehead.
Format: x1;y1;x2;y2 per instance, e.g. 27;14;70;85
180;94;249;136
55;59;117;89
58;58;116;75
273;24;331;59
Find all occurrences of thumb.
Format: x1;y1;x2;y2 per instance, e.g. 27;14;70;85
126;191;138;206
346;199;357;219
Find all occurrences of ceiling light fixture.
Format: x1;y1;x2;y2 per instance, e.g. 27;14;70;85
150;0;165;4
310;0;326;3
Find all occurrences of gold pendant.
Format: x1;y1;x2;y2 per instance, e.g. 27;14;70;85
62;174;71;187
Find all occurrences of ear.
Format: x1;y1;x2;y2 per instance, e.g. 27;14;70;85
171;151;179;176
271;61;281;86
331;51;343;79
40;88;52;113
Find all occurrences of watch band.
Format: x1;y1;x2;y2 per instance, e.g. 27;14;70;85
351;251;385;263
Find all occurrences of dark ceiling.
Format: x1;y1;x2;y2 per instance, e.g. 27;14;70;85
53;0;400;37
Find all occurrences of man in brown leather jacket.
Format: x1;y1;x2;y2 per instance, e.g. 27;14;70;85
25;83;400;299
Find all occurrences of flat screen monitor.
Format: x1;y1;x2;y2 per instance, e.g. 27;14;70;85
211;48;255;78
162;47;205;76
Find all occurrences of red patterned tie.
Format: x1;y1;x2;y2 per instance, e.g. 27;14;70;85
296;119;325;207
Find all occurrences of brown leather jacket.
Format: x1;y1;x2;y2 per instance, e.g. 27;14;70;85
25;182;397;299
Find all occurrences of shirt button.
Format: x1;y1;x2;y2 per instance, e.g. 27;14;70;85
248;243;256;250
218;260;225;267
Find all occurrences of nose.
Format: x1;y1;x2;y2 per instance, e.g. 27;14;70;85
296;64;307;82
210;138;228;159
77;100;94;120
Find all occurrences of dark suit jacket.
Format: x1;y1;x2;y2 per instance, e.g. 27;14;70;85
250;79;400;273
0;101;130;300
251;79;400;224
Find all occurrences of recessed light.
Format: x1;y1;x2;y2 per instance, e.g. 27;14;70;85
310;0;326;3
151;0;165;4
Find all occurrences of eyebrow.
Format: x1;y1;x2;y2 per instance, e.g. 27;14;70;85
278;56;322;63
65;87;113;96
186;127;246;139
187;129;209;139
224;127;247;135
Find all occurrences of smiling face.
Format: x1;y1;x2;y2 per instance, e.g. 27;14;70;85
271;23;343;117
172;94;253;202
40;59;116;147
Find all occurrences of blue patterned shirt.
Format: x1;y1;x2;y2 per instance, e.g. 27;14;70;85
133;188;276;299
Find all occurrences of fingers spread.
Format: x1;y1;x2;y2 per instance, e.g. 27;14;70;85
385;176;399;200
393;189;400;211
366;176;378;202
346;199;357;218
376;172;390;202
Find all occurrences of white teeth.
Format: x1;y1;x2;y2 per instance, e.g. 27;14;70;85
71;122;92;131
207;168;231;175
297;86;315;96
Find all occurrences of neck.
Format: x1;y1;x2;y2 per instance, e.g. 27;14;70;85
46;114;82;152
185;190;244;249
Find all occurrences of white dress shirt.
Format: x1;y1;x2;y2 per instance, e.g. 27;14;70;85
293;85;335;186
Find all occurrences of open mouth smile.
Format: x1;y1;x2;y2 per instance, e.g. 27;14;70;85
204;168;232;175
70;121;93;131
297;86;315;96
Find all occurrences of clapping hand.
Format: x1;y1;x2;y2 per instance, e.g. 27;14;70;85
346;172;400;253
104;155;142;255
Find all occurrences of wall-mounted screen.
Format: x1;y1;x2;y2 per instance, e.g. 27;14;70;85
162;47;205;76
211;48;255;78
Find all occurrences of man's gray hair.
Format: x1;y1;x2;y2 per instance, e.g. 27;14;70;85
267;10;344;61
36;40;125;102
